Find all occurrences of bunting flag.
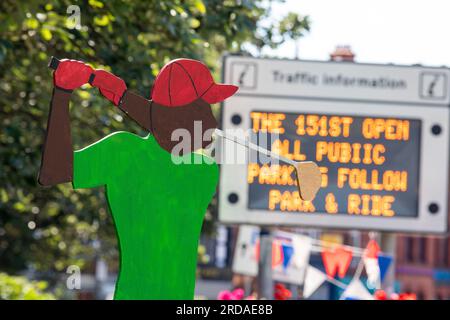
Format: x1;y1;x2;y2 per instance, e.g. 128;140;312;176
292;234;312;271
322;247;353;278
377;254;393;282
272;232;312;285
272;239;284;268
363;239;382;289
254;238;285;268
232;225;260;276
303;266;327;299
365;239;381;258
341;279;374;300
364;257;381;289
281;243;294;270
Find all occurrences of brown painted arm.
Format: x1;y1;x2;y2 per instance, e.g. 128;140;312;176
38;88;74;186
38;57;152;187
38;88;152;187
118;90;152;133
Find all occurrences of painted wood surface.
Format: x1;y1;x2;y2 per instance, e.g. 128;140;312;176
73;131;219;299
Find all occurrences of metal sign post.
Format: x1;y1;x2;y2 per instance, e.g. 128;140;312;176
380;232;397;294
257;228;274;299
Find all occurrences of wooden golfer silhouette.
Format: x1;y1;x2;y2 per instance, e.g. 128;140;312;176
39;58;238;299
39;57;321;300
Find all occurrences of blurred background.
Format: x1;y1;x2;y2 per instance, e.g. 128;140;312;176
0;0;449;300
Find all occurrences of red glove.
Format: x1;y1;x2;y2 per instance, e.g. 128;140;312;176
91;69;127;106
54;59;93;91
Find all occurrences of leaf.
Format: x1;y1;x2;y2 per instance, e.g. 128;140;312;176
40;28;52;41
94;15;110;26
77;90;91;100
13;202;26;212
25;18;39;29
1;189;9;203
89;0;105;8
194;0;207;14
189;18;201;29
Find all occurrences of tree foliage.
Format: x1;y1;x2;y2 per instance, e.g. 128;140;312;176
0;272;56;299
0;0;310;273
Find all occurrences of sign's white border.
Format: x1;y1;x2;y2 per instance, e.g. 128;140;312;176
219;56;449;233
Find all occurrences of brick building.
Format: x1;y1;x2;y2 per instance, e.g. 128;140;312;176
395;235;450;299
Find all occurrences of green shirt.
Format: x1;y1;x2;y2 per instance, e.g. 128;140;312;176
73;131;218;299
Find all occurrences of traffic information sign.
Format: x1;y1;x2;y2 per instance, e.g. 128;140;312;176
219;56;449;233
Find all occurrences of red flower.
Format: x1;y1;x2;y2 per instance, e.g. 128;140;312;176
274;283;292;300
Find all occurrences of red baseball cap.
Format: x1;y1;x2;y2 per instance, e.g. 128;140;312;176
151;58;238;107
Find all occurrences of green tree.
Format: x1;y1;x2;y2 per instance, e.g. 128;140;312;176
279;12;311;58
0;0;310;274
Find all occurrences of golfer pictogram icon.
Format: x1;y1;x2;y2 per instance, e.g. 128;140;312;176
39;57;321;299
231;62;257;89
420;72;447;100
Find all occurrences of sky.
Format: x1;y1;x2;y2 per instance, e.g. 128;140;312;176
263;0;450;67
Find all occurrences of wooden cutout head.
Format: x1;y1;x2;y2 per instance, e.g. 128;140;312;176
294;161;322;201
149;59;238;155
151;98;217;154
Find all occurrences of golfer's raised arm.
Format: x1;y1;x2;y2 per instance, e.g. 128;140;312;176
118;91;152;132
89;69;152;132
38;87;74;186
39;58;95;185
39;58;153;187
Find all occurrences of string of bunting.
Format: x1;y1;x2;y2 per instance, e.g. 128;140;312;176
283;232;385;299
232;226;395;300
